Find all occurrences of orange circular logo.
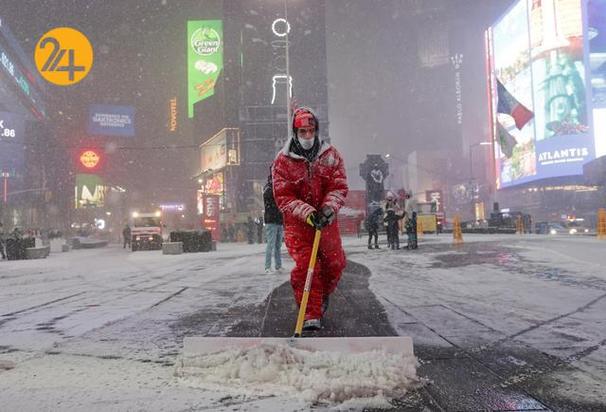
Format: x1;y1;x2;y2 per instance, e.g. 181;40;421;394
80;150;100;169
34;27;94;86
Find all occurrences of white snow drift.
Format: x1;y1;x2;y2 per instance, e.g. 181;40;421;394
176;343;419;406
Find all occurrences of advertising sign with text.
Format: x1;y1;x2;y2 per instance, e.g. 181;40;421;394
425;190;444;212
187;20;223;118
0;111;25;177
88;104;135;137
488;0;594;188
202;194;221;241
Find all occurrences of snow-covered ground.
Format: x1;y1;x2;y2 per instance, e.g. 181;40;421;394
1;234;605;410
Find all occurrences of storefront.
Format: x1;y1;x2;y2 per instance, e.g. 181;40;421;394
195;127;240;238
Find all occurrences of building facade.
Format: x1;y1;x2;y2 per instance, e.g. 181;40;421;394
0;15;61;230
191;0;330;230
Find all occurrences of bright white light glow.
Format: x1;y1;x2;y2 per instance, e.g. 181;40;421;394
272;18;290;37
271;75;293;104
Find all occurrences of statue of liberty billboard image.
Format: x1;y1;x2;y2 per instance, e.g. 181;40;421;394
537;51;588;139
588;0;606;107
588;0;606;157
529;0;588;140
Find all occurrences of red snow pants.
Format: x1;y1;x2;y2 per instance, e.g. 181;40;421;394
284;221;346;320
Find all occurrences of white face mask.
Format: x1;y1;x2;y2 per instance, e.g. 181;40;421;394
297;137;314;150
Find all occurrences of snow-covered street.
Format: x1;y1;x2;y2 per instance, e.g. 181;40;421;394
1;234;605;411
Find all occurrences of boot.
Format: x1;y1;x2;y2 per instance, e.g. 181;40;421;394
303;319;322;331
368;244;373;249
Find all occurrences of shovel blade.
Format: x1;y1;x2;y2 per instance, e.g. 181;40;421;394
182;336;414;362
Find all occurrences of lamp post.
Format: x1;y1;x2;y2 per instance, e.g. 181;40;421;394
279;1;291;140
468;141;491;221
469;141;492;182
1;172;9;204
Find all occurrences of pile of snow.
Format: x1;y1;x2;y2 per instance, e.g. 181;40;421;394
175;343;419;406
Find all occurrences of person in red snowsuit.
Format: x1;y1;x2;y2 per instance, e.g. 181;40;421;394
272;107;348;331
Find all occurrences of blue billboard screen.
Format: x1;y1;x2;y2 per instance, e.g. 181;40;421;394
487;0;596;188
0;111;25;177
589;0;606;157
87;104;135;137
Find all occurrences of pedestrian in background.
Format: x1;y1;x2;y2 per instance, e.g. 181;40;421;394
367;207;383;249
0;222;6;260
405;211;418;249
384;209;404;250
255;215;264;243
122;224;131;249
246;216;255;244
263;168;284;273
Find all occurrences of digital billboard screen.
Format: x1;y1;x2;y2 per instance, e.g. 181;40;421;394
187;20;224;118
589;0;606;157
487;0;596;188
87;104;135;137
0;111;25;178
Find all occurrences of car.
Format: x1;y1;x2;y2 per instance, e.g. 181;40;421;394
567;219;592;235
535;222;568;235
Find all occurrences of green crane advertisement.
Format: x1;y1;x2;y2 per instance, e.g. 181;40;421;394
187;20;223;118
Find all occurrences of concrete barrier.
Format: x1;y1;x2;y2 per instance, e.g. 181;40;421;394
163;242;183;255
26;246;50;259
50;238;66;253
72;237;108;249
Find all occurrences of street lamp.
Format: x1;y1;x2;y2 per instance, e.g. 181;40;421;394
1;172;9;204
468;141;492;222
468;141;492;181
284;0;291;140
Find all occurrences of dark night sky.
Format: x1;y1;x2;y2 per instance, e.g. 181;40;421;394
2;0;514;195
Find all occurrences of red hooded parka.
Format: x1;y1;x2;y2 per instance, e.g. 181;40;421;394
272;122;348;321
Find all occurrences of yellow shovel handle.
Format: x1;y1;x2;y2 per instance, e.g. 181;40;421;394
294;229;322;337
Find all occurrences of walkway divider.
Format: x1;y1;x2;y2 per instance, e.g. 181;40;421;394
598;208;606;240
453;215;463;245
516;216;525;235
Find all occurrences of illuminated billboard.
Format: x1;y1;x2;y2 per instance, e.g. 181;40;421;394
487;0;596;188
589;0;606;157
0;111;25;177
187;20;223;118
75;174;106;208
88;104;135;137
199;128;240;172
76;149;103;172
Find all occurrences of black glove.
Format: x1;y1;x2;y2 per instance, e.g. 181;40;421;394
307;211;328;230
321;206;335;225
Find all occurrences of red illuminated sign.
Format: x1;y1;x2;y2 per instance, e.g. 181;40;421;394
202;194;221;241
79;150;100;169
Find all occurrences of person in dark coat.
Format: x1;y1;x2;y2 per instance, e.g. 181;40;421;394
384;209;404;250
405;212;418;249
227;224;235;242
246;216;255;244
263;169;284;272
255;215;264;243
122;224;131;248
367;207;383;249
0;222;6;260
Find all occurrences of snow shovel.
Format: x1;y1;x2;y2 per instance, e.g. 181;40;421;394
293;227;322;337
181;228;414;361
